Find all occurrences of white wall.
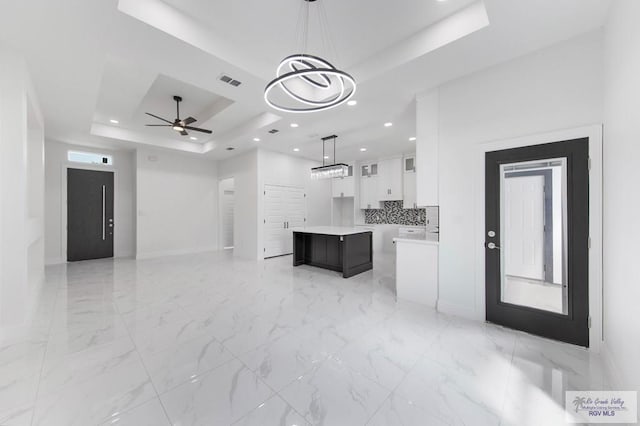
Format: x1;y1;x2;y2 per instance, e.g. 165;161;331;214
0;47;45;332
136;148;217;258
422;31;603;318
257;149;332;259
218;150;259;260
602;0;640;390
44;140;136;263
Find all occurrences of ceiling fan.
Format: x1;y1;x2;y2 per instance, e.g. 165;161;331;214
145;96;213;136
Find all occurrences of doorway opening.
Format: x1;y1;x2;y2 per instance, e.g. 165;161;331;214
219;178;235;250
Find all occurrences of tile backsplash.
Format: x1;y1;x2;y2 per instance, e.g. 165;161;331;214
365;201;438;226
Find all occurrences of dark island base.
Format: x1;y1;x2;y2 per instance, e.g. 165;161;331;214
293;231;373;278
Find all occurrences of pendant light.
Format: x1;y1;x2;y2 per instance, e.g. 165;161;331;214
264;0;356;113
311;135;349;179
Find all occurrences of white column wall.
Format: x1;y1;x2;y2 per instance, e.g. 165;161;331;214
602;0;640;390
0;48;45;331
217;150;259;260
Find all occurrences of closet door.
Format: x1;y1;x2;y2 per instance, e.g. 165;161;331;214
264;185;306;258
284;186;306;254
264;185;287;258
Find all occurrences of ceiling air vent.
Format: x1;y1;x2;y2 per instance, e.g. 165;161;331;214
268;129;279;134
219;74;242;87
226;147;235;151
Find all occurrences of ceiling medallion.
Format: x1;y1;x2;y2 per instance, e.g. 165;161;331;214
264;0;356;113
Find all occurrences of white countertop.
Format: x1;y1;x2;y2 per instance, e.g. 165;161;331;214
291;226;373;236
393;234;439;245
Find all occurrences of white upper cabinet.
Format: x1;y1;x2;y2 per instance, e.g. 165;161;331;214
359;175;379;209
377;157;403;201
332;165;354;198
359;162;379;209
403;155;417;209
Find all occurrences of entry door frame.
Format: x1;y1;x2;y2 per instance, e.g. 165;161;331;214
473;125;602;352
60;162;119;263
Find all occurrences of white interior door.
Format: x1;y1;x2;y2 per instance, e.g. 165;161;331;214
264;184;305;258
284;187;306;253
264;185;287;258
504;175;545;280
222;190;234;249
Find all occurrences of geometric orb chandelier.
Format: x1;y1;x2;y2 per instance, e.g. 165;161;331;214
264;0;356;113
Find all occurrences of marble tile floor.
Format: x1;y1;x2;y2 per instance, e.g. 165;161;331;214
0;251;609;426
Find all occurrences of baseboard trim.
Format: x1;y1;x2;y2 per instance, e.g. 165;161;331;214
436;299;480;320
136;246;218;260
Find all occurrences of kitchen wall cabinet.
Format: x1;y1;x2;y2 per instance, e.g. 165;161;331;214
403;173;417;209
377;158;403;201
331;165;354;198
359;175;379;209
402;155;417;209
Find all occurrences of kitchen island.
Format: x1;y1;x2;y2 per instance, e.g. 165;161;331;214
292;226;373;278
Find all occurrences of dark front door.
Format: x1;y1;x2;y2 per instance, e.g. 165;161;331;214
67;168;114;261
485;138;589;347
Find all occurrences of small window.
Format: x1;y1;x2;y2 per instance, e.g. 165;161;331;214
68;151;113;166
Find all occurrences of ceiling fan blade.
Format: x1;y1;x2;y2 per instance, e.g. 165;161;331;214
145;112;173;124
145;124;172;127
184;126;213;134
183;117;197;125
180;130;189;136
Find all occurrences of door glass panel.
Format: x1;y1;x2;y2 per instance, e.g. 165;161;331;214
499;158;568;314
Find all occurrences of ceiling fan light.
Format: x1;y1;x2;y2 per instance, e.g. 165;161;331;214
173;125;185;132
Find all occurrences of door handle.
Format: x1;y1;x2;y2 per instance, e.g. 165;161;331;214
485;242;500;250
102;185;106;241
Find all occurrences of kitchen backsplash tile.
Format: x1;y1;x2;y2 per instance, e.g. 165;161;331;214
365;201;430;225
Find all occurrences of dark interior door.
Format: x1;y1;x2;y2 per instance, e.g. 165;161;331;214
67;168;114;261
485;138;589;347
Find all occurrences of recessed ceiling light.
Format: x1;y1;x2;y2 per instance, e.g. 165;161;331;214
190;136;198;141
293;148;300;152
290;123;299;128
409;137;417;141
253;137;261;142
384;122;393;127
109;119;119;124
347;100;358;106
360;148;367;152
324;155;330;159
